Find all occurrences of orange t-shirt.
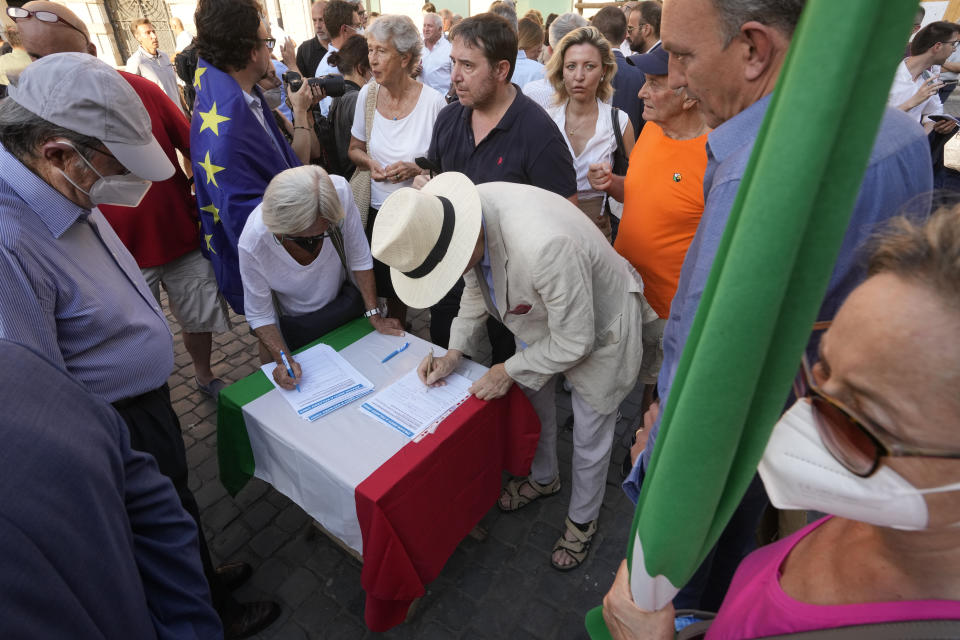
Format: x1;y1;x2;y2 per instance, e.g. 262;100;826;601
614;122;708;318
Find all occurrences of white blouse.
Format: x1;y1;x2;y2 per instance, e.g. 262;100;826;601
351;82;447;208
547;98;630;201
238;175;373;330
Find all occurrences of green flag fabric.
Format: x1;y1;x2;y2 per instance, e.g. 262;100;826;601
586;1;919;636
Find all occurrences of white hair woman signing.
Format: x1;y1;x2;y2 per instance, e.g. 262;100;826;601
238;166;403;390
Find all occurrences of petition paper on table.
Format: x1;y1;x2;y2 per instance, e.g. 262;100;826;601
261;343;375;421
360;368;472;439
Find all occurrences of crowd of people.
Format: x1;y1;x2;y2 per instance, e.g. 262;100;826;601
0;0;959;638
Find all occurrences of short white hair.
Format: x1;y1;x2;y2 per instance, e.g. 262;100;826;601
549;12;588;48
262;166;344;235
367;14;423;69
423;12;442;28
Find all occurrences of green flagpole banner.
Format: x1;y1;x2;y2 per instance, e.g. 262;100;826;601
586;1;919;636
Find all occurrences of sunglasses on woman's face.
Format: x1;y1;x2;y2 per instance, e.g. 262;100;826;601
794;356;960;477
277;232;329;253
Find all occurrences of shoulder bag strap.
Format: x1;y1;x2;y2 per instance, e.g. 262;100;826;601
364;82;379;142
610;106;628;176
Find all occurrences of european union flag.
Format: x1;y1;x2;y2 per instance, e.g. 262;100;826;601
190;57;300;314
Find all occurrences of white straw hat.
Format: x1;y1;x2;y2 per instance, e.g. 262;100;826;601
371;172;482;309
8;52;173;182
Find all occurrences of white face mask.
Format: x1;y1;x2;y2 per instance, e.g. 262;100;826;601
56;141;151;208
759;400;960;531
262;86;283;110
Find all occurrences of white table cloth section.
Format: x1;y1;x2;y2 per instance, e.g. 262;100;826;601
242;331;488;552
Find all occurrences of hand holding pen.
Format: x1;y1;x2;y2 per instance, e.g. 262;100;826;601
274;350;302;392
417;348;463;387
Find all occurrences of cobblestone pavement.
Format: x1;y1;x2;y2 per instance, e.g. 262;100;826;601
166;300;647;639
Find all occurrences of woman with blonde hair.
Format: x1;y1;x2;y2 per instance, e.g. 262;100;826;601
546;26;634;241
347;14;446;323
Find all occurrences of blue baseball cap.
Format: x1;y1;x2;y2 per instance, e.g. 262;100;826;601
632;45;669;76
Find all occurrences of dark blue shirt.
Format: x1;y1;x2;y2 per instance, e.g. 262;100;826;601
427;85;577;197
0;340;221;639
612;50;646;137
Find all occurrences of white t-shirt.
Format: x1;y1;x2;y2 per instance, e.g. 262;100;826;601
548;98;629;199
351;82;447;208
238;174;373;330
888;58;943;124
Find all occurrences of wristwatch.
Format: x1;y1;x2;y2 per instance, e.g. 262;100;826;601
364;308;380;318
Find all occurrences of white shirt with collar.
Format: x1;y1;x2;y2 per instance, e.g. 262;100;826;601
125;46;183;114
888;58;944;124
242;88;290;164
419;35;452;95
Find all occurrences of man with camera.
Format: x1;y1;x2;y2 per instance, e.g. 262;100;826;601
192;0;319;314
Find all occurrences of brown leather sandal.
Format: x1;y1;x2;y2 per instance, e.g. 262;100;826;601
497;475;561;512
551;517;597;572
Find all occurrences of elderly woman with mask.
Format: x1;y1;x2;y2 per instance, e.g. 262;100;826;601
348;14;446;324
601;206;960;638
239;166;403;390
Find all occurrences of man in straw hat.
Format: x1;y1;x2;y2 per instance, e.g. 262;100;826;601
371;173;658;571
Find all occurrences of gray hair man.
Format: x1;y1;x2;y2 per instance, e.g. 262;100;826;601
417;10;452;95
618;0;934;617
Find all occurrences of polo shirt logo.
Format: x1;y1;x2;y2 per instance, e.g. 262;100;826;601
497;156;503;165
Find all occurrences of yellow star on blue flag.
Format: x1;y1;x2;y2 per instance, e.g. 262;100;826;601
198;103;230;136
197;151;225;187
200;203;221;224
204;234;216;254
194;66;207;91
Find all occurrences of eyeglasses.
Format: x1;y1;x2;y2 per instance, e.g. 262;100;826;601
6;6;89;42
259;37;277;50
626;22;648;34
794;356;960;477
941;40;960;49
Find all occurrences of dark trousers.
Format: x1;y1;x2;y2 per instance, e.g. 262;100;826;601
112;385;232;615
673;473;769;612
429;278;516;364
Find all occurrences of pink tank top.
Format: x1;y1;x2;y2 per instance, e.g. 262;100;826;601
706;517;960;639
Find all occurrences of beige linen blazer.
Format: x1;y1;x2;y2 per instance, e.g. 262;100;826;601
449;182;658;415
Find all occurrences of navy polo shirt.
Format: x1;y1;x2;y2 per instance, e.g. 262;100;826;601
427;85;577;197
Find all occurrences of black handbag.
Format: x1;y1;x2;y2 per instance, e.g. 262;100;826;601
277;225;365;351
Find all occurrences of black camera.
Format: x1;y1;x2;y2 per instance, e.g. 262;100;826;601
281;71;345;97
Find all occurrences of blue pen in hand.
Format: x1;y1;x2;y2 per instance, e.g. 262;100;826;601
381;342;409;363
279;350;301;392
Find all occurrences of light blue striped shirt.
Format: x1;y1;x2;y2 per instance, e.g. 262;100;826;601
0;145;174;402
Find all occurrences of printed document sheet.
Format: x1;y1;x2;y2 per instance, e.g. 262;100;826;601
262;343;374;421
359;368;471;438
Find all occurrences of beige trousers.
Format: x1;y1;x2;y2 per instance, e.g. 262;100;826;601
521;374;618;524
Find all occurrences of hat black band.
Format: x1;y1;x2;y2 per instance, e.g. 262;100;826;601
403;196;455;279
